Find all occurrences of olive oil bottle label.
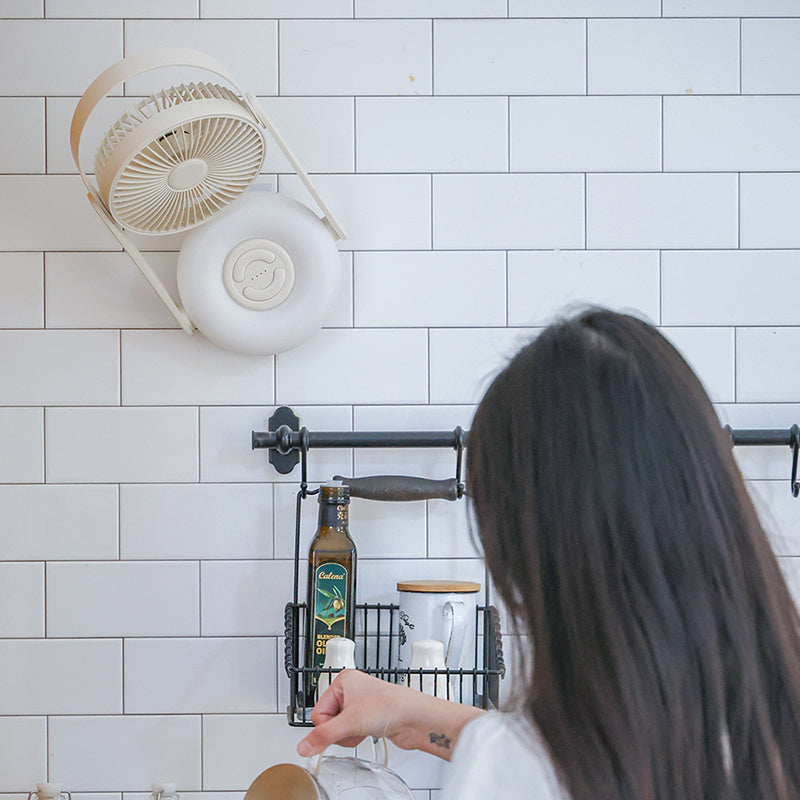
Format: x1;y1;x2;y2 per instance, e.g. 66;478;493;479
311;562;349;669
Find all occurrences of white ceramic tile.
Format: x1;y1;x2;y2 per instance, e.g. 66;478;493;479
324;251;354;329
0;640;121;714
280;20;431;96
665;97;800;171
357;0;505;15
351;405;475;485
0;253;43;329
46;407;198;483
279;173;431;251
511;0;660;14
717;404;800;482
201;560;294;635
429;328;539;405
273;482;428;561
427;499;481;559
0;717;46;792
664;0;800;13
120;483;271;560
276;328;428;405
737;328;800;403
748;481;800;557
434;19;585;95
202;715;308;790
0;330;118;406
0;99;44;173
586;173;738;249
0;176;120;251
200;405;353;484
258;97;354;174
0;563;43;637
354;252;506;328
46;252;180;329
47;0;198;16
741;173;800;248
122;330;274;406
511;96;661;172
744;20;800;93
0;485;117;559
0;20;121;95
588;19;739;94
0;0;42;16
507;250;660;327
202;0;352;16
123;21;277;95
0;408;43;484
662;250;800;326
662;326;735;403
434;174;584;250
47;561;199;636
357;97;508;173
49;715;201;791
124;638;277;713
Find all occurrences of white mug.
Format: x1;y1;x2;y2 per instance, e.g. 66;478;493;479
396;580;480;704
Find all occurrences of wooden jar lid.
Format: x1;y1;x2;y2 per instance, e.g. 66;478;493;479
396;579;481;593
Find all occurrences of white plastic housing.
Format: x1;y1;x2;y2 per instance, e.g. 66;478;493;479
177;188;341;355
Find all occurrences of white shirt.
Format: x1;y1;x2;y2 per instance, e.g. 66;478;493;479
440;711;564;800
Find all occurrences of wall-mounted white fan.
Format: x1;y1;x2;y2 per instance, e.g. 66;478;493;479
70;48;345;355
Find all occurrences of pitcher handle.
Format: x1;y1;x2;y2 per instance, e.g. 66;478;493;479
370;736;389;768
311;736;389;775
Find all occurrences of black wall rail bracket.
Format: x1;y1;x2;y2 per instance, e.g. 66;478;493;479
255;407;800;496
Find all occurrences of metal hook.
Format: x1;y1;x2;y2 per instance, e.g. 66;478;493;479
454;426;465;499
791;424;800;498
299;426;310;498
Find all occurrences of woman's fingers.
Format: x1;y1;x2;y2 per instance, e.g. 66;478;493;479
297;708;366;756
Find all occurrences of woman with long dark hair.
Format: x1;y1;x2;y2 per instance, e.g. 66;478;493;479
297;308;800;800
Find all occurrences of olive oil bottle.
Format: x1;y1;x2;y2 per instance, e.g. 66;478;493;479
305;481;356;703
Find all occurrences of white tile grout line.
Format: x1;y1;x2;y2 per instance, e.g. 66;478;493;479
739;17;743;94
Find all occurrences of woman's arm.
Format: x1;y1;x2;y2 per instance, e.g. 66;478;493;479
297;669;485;762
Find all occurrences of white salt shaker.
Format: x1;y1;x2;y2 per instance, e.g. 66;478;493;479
409;639;450;699
317;636;356;697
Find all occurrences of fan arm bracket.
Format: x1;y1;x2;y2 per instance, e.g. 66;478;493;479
87;191;196;335
245;92;347;243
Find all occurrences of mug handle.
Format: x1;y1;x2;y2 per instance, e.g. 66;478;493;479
443;601;467;670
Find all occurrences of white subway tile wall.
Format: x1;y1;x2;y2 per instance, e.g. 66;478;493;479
0;5;798;796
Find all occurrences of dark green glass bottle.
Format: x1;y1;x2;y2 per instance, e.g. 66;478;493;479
305;482;356;703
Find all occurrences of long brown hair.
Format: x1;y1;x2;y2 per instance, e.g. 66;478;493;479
467;308;800;799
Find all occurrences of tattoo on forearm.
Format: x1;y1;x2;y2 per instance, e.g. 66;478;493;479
429;732;451;749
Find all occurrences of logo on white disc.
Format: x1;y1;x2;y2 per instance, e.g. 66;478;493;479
223;238;295;311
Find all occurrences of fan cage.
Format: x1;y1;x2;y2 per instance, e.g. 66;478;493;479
94;82;246;173
95;82;265;235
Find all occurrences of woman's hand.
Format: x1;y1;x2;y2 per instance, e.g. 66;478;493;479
296;669;484;762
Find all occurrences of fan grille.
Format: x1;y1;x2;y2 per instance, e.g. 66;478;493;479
95;82;265;234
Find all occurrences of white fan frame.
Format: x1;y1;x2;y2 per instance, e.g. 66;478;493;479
70;47;346;335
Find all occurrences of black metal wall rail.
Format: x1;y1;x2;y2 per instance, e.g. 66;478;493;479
253;407;800;497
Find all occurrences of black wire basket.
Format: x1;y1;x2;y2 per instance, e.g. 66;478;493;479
284;600;505;726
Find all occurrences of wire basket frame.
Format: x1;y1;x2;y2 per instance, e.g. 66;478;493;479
284;600;505;726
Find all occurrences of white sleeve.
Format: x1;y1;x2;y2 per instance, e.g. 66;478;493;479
439;712;564;800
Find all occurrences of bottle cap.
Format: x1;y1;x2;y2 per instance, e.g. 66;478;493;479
319;481;350;503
